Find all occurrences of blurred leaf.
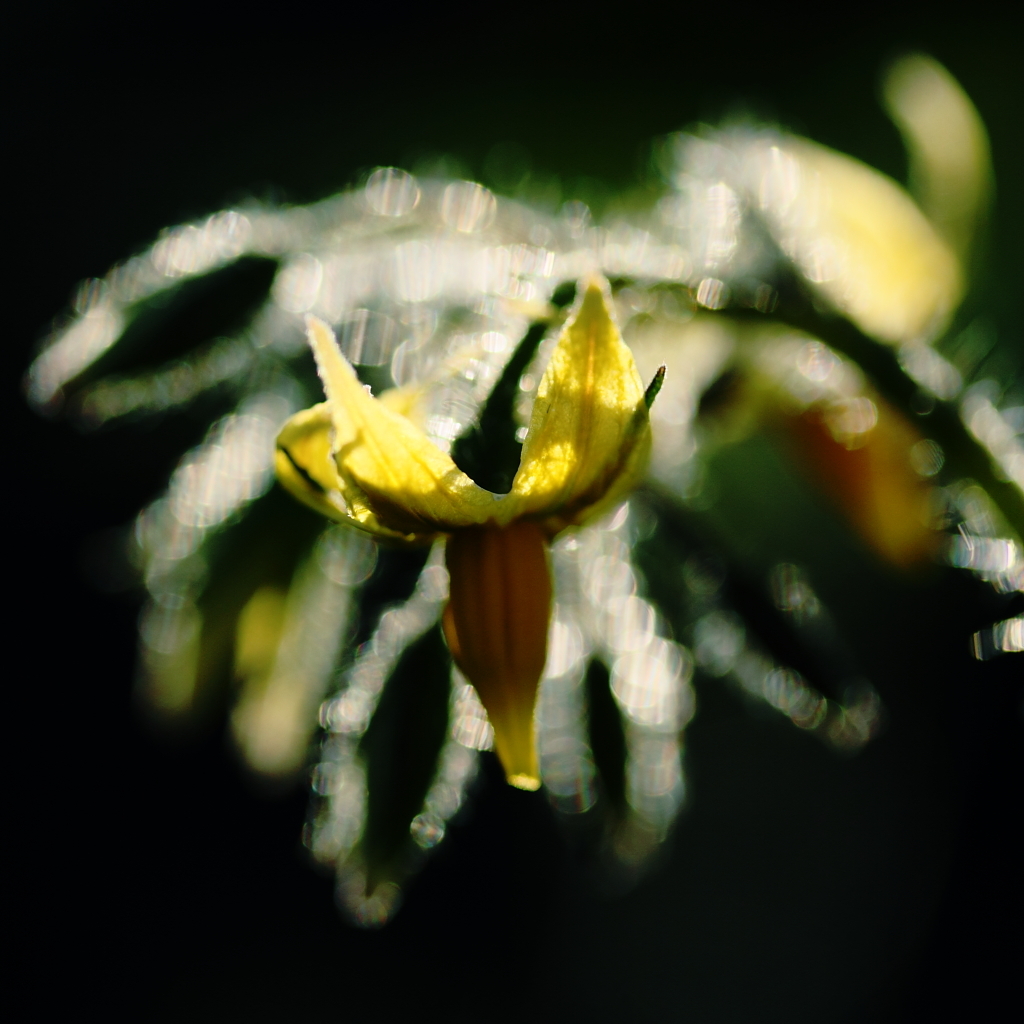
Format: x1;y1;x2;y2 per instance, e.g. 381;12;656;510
585;658;628;815
359;623;451;888
71;256;278;390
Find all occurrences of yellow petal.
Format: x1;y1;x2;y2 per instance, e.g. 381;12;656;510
760;137;962;344
275;403;412;541
376;381;427;422
511;279;651;532
443;521;551;789
882;54;991;262
306;316;505;534
275;404;351;522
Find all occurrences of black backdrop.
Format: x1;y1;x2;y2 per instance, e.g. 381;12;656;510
7;5;1022;1021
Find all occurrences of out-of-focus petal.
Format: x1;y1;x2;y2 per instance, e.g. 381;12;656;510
376;381;429;423
883;54;992;261
754;136;962;344
511;280;652;532
231;539;357;777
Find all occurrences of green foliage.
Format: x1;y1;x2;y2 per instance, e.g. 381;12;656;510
450;320;548;494
585;659;628;814
359;624;451;886
81;256;278;385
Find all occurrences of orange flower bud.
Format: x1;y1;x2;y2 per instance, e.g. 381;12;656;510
783;397;939;568
443;521;552;789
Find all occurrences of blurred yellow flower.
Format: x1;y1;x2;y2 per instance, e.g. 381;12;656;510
755;135;963;344
882;52;992;263
276;279;656;788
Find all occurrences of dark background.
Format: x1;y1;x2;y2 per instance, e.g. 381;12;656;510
6;4;1022;1021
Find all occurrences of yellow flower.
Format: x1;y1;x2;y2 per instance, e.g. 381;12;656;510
275;279;657;789
757;136;963;345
